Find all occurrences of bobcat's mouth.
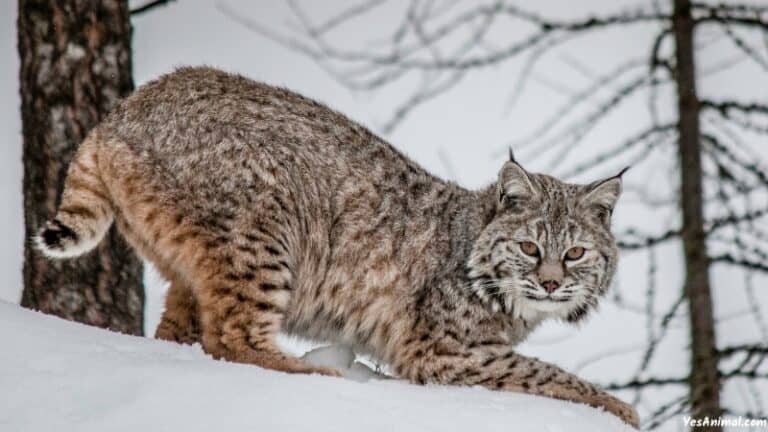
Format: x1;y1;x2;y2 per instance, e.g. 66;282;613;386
524;294;571;303
521;283;574;303
520;285;577;314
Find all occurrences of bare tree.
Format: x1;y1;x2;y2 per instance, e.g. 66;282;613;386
222;0;768;429
18;0;143;335
672;0;721;425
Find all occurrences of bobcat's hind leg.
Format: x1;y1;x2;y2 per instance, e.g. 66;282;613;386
193;224;340;377
155;277;200;345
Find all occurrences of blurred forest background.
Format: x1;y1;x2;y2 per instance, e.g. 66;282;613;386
2;1;767;431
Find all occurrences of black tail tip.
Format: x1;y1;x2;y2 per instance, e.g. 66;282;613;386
40;219;78;250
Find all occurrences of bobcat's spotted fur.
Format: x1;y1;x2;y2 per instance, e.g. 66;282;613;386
38;67;638;427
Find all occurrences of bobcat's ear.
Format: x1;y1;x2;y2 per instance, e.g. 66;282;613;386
581;168;626;225
498;159;537;206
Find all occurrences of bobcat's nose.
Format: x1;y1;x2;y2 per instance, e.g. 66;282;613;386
541;280;561;293
537;261;564;294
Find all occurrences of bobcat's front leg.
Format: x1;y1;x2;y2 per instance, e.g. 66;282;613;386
155;277;200;344
397;347;639;429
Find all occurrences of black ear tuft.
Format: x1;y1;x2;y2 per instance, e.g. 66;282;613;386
617;165;630;178
508;147;516;163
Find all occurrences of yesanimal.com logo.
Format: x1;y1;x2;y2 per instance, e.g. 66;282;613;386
684;416;768;428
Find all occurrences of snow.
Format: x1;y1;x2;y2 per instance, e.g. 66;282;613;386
299;345;387;383
0;301;634;432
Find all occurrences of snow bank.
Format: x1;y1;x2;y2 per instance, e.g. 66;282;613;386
0;301;633;432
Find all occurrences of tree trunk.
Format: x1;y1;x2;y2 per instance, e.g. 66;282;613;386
18;0;144;335
672;0;721;428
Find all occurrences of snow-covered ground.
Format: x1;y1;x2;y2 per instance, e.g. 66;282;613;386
0;301;634;432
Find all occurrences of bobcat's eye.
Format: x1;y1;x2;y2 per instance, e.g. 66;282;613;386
519;241;540;257
565;246;585;261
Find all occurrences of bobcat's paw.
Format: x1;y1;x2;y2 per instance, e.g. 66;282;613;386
277;356;343;377
154;320;199;345
284;363;343;377
600;395;640;429
305;365;343;377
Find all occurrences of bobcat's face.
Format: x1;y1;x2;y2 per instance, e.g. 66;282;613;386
467;159;623;323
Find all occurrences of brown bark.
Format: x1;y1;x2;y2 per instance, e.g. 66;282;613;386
672;0;721;428
18;0;144;335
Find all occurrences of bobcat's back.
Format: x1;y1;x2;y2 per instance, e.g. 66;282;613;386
101;67;429;200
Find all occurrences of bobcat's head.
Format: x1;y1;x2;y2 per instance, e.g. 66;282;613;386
468;154;624;324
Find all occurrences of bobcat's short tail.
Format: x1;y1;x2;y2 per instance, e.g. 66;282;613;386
35;135;114;259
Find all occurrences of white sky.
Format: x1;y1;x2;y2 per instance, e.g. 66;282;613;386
2;1;767;428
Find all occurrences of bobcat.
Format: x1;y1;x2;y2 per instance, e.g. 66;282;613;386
37;66;638;427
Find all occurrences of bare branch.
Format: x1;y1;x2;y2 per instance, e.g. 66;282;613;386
720;23;768;70
381;70;465;133
501;59;648;157
559;124;674;179
618;227;679;249
702;132;768;186
719;344;768;360
694;2;768;30
702;99;768;115
643;395;690;430
618;207;768;250
309;0;388;36
604;376;687;391
711;254;768;272
632;294;687;383
692;3;768;15
745;270;768;342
